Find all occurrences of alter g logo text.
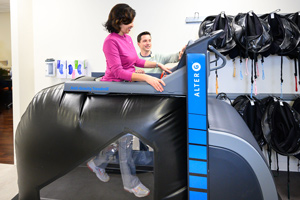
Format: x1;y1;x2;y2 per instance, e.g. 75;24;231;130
192;62;201;97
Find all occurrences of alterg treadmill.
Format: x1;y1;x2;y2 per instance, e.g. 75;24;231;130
15;30;278;200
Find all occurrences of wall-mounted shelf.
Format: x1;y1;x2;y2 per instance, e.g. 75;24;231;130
209;93;300;101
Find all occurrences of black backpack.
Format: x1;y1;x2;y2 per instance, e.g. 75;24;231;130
260;12;300;56
262;99;300;156
260;12;300;92
286;12;300;91
292;97;300;113
232;95;266;147
199;12;237;57
232;11;272;60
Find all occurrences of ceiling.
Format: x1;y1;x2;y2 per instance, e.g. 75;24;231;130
0;0;9;13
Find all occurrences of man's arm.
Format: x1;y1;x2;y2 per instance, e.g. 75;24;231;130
154;53;179;65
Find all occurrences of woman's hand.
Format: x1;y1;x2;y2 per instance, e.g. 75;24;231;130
131;73;166;92
145;75;166;92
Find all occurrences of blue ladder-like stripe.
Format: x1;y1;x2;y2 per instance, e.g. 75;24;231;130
187;53;207;200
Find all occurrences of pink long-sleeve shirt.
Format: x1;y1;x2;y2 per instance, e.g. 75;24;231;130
101;33;146;82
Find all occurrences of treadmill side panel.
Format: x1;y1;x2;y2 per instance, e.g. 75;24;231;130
209;146;263;200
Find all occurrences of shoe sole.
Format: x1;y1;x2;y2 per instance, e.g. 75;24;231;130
87;163;110;182
124;188;150;198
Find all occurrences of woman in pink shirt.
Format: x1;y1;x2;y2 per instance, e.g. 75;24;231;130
100;4;171;92
87;4;166;198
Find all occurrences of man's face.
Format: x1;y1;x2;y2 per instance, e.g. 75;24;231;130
138;34;152;52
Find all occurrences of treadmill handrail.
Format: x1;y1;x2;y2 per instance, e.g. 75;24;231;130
208;45;227;71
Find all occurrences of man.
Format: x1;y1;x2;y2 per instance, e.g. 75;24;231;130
135;31;185;73
135;31;185;151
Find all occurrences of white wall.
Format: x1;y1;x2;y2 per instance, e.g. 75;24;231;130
30;0;300;94
0;12;11;69
11;0;300;170
10;0;34;138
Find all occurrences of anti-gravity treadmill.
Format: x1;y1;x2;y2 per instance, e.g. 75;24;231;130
14;30;278;200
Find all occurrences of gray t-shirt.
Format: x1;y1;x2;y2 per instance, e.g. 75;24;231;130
136;52;179;73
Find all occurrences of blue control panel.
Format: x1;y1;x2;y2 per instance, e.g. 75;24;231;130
187;53;208;200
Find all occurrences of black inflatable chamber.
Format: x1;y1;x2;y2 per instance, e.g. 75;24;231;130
15;82;187;200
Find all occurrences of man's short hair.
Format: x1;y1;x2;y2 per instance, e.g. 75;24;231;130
137;31;151;43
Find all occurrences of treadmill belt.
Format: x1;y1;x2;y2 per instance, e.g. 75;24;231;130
40;165;154;200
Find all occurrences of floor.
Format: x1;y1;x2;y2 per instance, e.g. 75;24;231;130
274;171;300;200
0;164;18;200
0;104;16;200
0;106;13;164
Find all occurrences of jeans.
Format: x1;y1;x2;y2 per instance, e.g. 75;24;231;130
93;134;141;189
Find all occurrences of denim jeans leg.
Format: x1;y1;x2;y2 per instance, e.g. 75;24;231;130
119;134;140;189
93;145;115;169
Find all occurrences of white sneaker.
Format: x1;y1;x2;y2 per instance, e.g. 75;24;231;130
124;183;150;198
87;159;110;182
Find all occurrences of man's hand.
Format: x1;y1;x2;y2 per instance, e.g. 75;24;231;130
179;45;187;60
158;63;172;74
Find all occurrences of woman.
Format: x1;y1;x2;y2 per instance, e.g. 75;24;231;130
100;3;171;91
87;3;168;198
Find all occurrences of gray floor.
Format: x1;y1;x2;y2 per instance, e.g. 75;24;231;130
273;171;300;200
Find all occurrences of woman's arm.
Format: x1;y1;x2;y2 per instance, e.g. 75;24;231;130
144;60;172;74
131;73;166;92
103;38;136;81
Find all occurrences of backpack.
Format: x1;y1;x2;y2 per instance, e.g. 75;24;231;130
199;12;237;57
260;12;300;56
286;12;300;91
260;12;300;93
262;99;300;156
232;11;273;96
232;11;272;60
232;95;266;147
292;97;300;159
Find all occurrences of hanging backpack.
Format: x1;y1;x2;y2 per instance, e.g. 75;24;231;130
262;99;300;156
286;12;300;91
232;11;272;60
260;12;300;56
232;11;272;97
199;12;238;94
292;97;300;160
199;12;238;56
260;12;300;93
232;95;266;147
262;97;300;199
292;96;300;113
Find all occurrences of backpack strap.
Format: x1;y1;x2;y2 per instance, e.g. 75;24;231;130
294;58;298;91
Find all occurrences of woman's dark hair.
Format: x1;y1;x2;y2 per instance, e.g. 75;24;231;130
104;4;136;33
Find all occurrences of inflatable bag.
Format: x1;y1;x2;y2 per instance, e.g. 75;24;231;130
15;82;187;200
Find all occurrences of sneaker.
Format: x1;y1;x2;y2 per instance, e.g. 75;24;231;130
87;159;110;182
124;183;150;198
